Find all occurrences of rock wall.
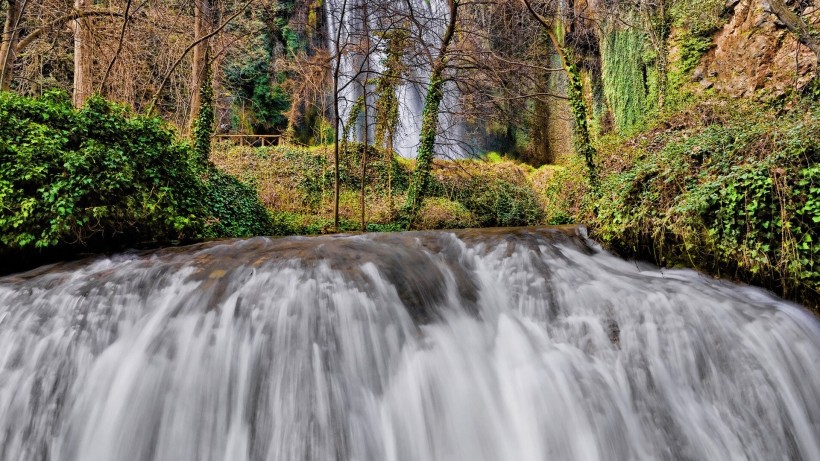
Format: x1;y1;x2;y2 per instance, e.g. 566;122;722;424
696;0;818;97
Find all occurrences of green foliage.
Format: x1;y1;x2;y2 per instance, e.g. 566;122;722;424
224;57;291;134
192;59;214;165
211;144;546;233
417;197;478;229
666;31;713;107
344;96;365;141
223;0;298;136
374;27;407;150
602;27;652;134
200;167;272;238
404;77;445;220
669;0;727;36
571;98;820;304
485;152;503;163
462;180;543;227
429;163;545;228
564;49;597;184
0;91;271;260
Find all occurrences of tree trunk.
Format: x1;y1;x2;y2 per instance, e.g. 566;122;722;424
332;0;349;232
72;0;92;107
1;0;24;91
403;0;459;224
190;0;211;128
361;86;368;232
522;0;597;185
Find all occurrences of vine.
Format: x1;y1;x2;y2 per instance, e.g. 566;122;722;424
602;26;651;134
192;55;214;166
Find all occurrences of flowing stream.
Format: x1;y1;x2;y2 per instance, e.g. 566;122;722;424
0;227;818;461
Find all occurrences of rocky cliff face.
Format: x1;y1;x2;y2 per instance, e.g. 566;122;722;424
696;0;818;97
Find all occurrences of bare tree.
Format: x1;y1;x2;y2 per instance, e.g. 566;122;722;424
0;0;26;91
190;0;212;128
1;1;122;91
403;0;460;223
521;0;597;182
72;0;92;107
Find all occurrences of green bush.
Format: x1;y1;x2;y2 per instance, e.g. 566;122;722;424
0;91;271;261
587;98;820;304
429;162;545;228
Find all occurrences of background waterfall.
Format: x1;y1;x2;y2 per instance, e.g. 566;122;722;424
324;0;465;158
0;227;818;460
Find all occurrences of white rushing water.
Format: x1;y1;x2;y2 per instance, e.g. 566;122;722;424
0;227;818;460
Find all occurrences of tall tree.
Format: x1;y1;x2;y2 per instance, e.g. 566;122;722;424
403;0;459;224
190;0;212;128
72;0;92;107
522;0;597;184
331;0;350;232
0;0;25;91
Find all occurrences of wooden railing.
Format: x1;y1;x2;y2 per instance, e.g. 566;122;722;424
212;134;282;147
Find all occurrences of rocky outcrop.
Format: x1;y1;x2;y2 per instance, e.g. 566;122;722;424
696;0;818;97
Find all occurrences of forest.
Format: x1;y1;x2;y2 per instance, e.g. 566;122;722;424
1;0;820;306
2;2;820;459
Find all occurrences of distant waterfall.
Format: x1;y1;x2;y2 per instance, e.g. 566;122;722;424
1;227;819;460
324;0;465;158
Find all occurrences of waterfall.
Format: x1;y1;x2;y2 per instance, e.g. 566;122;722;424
0;227;818;460
324;0;465;158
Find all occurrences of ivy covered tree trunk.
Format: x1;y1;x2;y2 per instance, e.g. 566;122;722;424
403;77;445;221
374;27;405;214
192;53;214;166
403;0;459;225
564;49;597;185
522;0;597;185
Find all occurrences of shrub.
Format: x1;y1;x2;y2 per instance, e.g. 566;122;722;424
415;197;477;230
0;91;271;264
579;97;820;306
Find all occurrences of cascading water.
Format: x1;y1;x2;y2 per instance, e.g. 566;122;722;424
1;227;819;460
324;0;465;158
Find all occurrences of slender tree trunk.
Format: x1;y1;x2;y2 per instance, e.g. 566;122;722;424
656;0;668;109
72;0;92;107
386;124;394;216
360;0;371;232
190;0;211;128
99;0;132;92
403;0;459;224
1;0;24;91
332;0;349;232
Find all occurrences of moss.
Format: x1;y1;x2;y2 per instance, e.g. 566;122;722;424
415;197;478;230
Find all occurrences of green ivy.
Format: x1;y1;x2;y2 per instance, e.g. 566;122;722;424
0;91;272;262
602;26;652;134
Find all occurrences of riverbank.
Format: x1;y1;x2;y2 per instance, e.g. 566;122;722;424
543;95;820;312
